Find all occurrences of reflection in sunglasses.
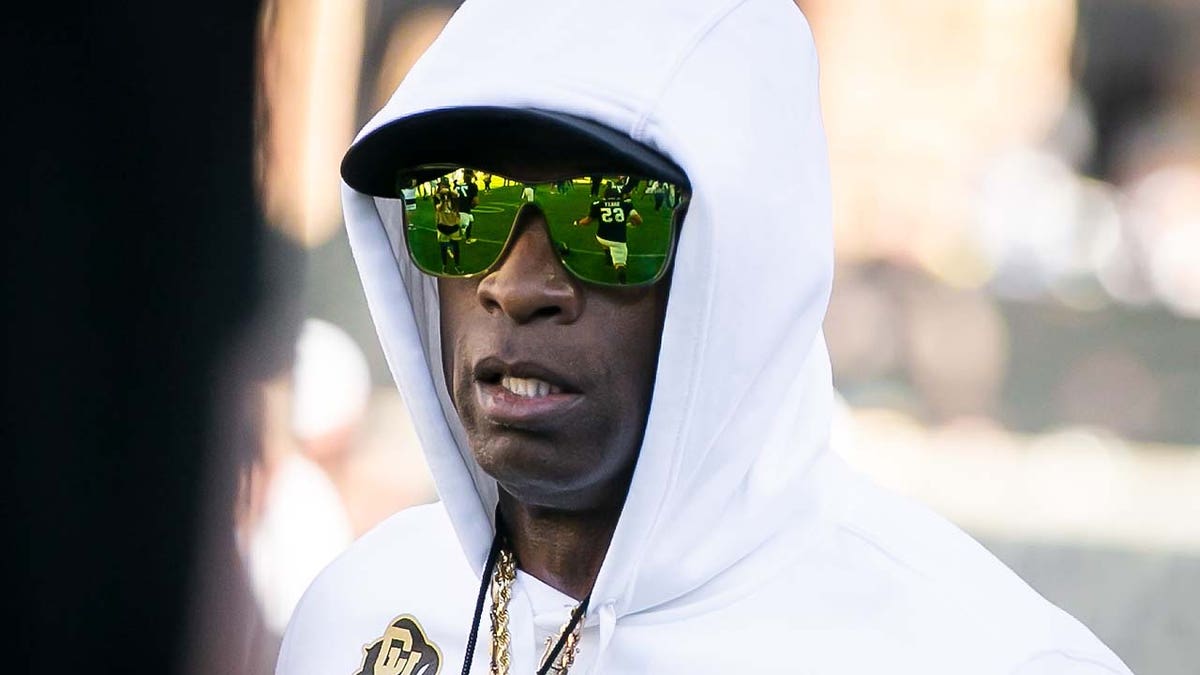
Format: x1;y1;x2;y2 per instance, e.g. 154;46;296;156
390;169;684;286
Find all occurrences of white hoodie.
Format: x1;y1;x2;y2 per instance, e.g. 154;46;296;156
277;1;1133;673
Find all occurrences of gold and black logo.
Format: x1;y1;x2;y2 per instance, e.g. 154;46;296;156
355;615;442;675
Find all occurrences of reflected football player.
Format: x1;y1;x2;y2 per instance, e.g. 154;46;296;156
574;184;643;284
454;170;480;243
434;177;462;273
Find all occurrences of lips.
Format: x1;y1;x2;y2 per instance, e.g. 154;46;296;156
473;357;583;427
474;357;579;393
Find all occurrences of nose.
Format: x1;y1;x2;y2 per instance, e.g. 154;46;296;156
476;208;582;324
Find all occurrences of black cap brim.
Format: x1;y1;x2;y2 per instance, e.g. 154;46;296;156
341;106;689;197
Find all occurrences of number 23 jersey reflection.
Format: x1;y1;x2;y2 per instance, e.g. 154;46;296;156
590;197;636;242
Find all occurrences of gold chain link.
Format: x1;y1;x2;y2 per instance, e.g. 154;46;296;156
489;548;516;675
538;615;582;675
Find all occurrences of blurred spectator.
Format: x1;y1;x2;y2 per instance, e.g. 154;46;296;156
192;227;306;675
291;318;372;469
240;319;357;637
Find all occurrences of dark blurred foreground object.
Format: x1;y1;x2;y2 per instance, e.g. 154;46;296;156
6;3;268;674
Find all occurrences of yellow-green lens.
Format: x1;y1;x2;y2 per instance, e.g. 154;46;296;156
395;170;681;285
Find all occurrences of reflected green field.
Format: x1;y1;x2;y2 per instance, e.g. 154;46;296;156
405;179;675;285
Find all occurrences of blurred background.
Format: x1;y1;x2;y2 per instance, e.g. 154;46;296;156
228;0;1200;673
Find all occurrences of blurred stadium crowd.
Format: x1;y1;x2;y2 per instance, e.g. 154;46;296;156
230;1;1199;673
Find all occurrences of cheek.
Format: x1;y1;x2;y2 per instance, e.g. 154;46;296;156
595;288;670;407
437;279;480;403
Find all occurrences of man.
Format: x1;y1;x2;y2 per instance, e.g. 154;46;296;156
573;184;643;284
433;177;462;273
647;179;666;211
454;170;480;243
400;184;417;213
279;1;1132;674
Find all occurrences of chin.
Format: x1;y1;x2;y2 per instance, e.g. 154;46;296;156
471;433;619;511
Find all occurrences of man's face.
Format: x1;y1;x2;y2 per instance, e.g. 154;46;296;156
438;204;671;512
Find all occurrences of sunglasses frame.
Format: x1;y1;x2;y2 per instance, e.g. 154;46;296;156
393;168;690;288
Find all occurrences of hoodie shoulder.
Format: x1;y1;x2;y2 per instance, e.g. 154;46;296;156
828;475;1133;674
276;503;477;675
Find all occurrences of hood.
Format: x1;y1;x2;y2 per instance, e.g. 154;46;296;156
342;0;835;622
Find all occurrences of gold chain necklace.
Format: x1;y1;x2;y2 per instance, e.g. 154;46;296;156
488;547;584;675
489;548;516;675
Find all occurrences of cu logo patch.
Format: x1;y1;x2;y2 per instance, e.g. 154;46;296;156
355;615;442;675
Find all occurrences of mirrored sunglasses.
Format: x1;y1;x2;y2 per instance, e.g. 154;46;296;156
386;167;687;286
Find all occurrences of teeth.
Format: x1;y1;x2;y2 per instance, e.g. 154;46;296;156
499;375;561;398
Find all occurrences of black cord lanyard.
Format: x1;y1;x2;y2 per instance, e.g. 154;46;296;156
460;534;502;675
